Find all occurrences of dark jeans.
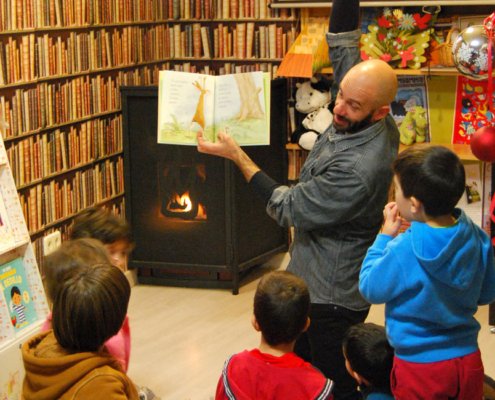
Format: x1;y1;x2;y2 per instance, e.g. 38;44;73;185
294;303;370;400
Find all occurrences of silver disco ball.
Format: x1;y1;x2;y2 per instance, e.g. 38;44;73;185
452;25;495;80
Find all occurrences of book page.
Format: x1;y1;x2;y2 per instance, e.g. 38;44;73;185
213;72;269;146
158;71;215;146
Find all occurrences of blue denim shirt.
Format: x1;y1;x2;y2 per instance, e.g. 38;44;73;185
266;29;400;310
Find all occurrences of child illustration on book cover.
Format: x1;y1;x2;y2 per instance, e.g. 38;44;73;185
0;258;37;333
158;71;269;146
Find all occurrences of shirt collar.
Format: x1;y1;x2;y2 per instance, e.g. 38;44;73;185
326;118;387;152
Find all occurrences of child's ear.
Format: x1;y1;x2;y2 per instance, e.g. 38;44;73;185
410;196;423;215
251;315;261;332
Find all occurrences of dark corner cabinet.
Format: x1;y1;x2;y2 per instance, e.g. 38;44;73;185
121;78;288;294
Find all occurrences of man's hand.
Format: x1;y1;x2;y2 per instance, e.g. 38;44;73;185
381;202;402;238
197;130;241;162
197;130;261;182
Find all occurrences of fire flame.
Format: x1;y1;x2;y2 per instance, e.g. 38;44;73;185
168;192;193;212
167;191;207;220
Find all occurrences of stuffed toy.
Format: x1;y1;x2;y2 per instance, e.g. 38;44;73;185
399;106;428;145
291;77;333;151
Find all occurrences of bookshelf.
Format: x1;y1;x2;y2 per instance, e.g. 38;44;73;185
0;0;300;269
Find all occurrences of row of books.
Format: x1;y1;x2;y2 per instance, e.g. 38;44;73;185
31;197;125;276
0;0;293;31
0;75;121;138
287;148;308;181
19;155;124;234
0;21;294;85
6;115;122;188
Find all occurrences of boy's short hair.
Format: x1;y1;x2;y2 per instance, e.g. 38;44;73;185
391;144;465;217
52;263;130;352
71;206;134;247
254;270;310;346
343;323;394;388
43;238;112;304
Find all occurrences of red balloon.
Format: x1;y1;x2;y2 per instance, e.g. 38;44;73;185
470;126;495;162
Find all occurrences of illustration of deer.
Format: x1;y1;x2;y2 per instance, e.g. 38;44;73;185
187;77;210;140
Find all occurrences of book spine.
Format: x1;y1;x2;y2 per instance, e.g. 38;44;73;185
268;24;276;59
174;24;181;58
172;0;180;20
213;28;219;59
236;23;245;59
246;22;254;59
200;26;210;58
276;26;283;58
192;24;200;59
259;26;265;59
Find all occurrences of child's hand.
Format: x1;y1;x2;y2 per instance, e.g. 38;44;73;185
382;202;402;238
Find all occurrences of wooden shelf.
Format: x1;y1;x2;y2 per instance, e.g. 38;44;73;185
2;109;121;143
269;0;494;8
16;151;124;191
399;143;479;161
319;66;462;76
0;18;298;35
0;59;172;89
29;192;125;237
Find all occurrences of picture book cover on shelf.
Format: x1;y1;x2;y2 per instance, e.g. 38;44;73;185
391;75;430;145
158;70;270;146
0;258;37;334
452;75;494;145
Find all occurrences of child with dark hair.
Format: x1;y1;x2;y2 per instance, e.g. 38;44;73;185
216;270;334;400
22;263;139;400
41;239;158;400
71;206;134;271
41;239;133;372
342;323;394;400
360;144;495;400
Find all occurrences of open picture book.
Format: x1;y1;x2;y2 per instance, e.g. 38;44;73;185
158;70;270;146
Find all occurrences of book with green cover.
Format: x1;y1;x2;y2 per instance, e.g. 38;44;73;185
0;258;37;334
158;70;270;146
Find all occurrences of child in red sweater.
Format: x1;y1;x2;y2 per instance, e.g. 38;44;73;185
216;271;334;400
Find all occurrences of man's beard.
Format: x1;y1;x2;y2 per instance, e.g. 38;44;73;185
333;111;374;134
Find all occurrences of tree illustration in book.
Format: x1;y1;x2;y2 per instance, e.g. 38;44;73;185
158;70;270;146
0;258;37;333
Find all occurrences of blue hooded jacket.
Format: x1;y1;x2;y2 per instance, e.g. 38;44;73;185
360;208;495;363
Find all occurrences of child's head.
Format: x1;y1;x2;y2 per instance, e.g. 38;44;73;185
11;286;21;304
52;263;130;352
43;238;112;306
342;323;394;388
391;144;465;218
70;206;134;270
253;271;310;346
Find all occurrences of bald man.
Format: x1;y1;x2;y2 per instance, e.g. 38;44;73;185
198;1;399;399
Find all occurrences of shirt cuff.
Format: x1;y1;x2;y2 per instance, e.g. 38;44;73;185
249;171;282;205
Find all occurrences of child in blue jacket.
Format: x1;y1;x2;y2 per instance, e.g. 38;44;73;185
359;144;495;400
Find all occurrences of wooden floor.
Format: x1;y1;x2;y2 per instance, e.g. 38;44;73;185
126;252;495;400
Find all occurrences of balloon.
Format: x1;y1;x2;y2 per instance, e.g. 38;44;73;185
452;25;495;81
470;126;495;162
